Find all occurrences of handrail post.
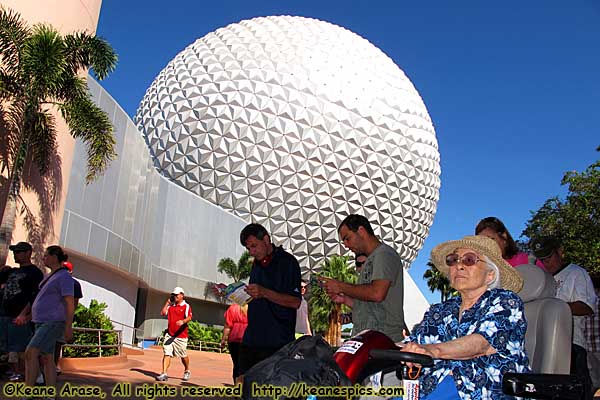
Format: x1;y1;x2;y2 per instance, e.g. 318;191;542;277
98;330;102;357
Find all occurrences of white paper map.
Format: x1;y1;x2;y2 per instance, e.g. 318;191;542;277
222;282;252;305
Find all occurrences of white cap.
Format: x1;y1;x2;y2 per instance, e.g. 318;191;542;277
172;287;184;295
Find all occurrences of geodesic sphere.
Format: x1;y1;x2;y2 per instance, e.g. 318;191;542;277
135;15;440;271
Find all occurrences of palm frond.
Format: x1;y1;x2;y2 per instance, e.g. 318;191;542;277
63;32;117;80
21;24;66;99
60;96;116;182
53;73;88;103
0;70;22;100
0;7;29;75
26;107;57;175
0;101;24;168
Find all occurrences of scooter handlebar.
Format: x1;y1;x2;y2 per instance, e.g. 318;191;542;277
369;349;434;367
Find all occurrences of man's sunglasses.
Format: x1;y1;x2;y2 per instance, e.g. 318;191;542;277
445;252;484;267
356;261;365;267
12;250;28;254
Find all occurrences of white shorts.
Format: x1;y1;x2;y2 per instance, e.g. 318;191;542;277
163;333;188;357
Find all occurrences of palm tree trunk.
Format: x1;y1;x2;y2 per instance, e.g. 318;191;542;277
0;178;21;265
325;304;342;346
0;125;29;265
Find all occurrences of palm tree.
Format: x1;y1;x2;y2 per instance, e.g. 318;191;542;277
217;251;253;282
308;255;356;346
0;7;118;264
423;261;457;302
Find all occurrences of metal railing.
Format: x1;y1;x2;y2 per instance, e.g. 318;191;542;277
61;327;122;357
155;335;227;353
110;319;144;348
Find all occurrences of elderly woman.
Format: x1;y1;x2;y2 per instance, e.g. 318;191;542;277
401;235;530;399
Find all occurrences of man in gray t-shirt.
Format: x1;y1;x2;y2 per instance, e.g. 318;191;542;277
321;214;407;341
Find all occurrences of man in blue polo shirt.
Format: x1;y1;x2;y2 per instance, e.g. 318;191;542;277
237;223;301;381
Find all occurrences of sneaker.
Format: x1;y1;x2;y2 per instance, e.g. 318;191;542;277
182;370;191;381
156;373;168;381
9;373;24;381
36;372;45;384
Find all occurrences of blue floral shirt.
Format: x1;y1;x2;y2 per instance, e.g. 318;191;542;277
406;289;530;400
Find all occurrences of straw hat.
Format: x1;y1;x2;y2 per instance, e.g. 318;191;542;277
431;235;524;293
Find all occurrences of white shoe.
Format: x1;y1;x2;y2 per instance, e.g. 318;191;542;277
182;370;191;381
156;373;168;381
36;372;45;384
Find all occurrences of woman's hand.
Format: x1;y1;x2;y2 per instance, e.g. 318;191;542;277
399;334;495;363
399;341;435;368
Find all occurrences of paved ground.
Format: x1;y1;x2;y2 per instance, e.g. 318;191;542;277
1;349;599;399
0;348;236;400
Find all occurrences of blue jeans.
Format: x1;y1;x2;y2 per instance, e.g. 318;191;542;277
28;322;65;354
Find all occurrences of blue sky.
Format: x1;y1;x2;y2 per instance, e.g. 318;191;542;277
96;1;600;303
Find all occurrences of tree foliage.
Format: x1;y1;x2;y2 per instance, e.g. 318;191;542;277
522;146;600;274
217;250;253;282
308;255;356;346
422;261;457;302
63;299;118;358
0;7;118;264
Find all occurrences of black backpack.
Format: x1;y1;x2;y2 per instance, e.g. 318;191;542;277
243;335;352;400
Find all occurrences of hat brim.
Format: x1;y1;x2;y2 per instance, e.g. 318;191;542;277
9;246;30;252
431;237;524;293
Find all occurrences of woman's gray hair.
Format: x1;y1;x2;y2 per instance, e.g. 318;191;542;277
482;255;501;289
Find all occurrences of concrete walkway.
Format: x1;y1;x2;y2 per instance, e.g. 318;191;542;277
2;349;599;399
0;348;235;400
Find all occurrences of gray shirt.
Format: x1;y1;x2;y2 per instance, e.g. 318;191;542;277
352;242;406;341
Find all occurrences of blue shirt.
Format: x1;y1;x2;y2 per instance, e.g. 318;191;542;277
243;246;301;348
406;289;530;400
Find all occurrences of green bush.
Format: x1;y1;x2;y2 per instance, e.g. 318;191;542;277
187;321;223;350
62;300;119;358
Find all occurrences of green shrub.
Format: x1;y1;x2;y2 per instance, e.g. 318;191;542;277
62;300;119;358
187;321;223;350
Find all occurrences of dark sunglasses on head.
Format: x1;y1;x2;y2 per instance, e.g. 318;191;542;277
445;252;484;267
539;250;554;260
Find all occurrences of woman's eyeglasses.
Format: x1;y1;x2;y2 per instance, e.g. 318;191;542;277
445;252;483;267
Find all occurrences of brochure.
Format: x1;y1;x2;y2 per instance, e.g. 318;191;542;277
220;281;252;305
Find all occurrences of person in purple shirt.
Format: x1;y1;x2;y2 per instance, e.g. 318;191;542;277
53;261;83;376
19;245;75;393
